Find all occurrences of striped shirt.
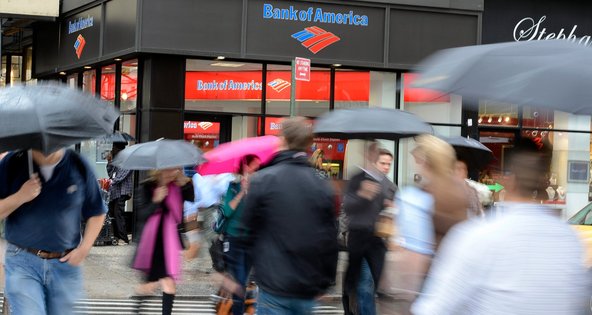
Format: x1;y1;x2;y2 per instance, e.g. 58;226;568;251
106;163;133;201
412;202;590;315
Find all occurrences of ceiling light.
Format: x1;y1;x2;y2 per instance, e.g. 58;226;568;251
498;116;502;123
487;116;492;123
478;117;483;124
59;71;66;75
505;116;510;122
216;56;226;60
121;92;128;101
114;58;122;61
84;66;92;69
210;62;245;68
332;64;342;67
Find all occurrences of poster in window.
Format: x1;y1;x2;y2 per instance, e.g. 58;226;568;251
568;160;590;183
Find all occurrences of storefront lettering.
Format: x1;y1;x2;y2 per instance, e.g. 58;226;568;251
270;122;282;130
197;80;263;91
513;16;592;46
263;3;368;26
68;16;94;34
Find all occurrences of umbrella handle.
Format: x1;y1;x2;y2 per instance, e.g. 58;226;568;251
28;149;34;177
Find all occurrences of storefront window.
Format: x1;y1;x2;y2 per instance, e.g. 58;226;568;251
522;106;554;129
402;73;462;125
67;74;78;88
82;69;96;95
478;100;519;127
79;68;108;179
121;59;138;112
334;69;373;110
265;64;330;117
101;64;116;105
24;47;33;82
184;59;262;114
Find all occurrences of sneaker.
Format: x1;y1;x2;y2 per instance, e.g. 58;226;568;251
117;239;128;246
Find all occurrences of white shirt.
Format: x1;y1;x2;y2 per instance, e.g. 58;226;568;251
412;202;590;315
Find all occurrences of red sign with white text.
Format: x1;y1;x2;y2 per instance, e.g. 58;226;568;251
183;121;220;134
295;57;311;81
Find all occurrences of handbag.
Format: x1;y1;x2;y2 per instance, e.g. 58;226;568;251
209;235;226;272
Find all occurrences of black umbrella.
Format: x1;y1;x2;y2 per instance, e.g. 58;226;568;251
0;82;119;154
444;136;493;170
414;40;592;115
108;131;136;143
112;139;204;170
313;108;433;140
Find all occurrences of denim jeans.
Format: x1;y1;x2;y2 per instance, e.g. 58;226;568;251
357;259;376;315
257;290;316;315
223;237;252;315
4;243;83;315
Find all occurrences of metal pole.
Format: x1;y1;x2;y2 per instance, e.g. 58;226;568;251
290;59;296;117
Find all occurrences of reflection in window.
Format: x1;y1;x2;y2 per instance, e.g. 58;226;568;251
121;59;138;112
184;59;262;114
402;73;461;125
101;64;116;105
478;100;518;126
334;70;372;110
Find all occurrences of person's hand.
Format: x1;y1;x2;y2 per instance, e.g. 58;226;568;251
240;176;249;194
175;173;191;187
357;180;381;200
152;186;168;203
17;173;42;203
59;247;90;266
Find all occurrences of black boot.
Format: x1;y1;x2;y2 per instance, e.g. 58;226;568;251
162;292;175;315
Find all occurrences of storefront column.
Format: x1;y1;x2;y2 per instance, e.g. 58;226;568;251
139;55;185;142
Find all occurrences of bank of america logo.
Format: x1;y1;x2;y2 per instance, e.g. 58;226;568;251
268;78;291;92
291;26;341;54
198;122;214;130
74;34;86;59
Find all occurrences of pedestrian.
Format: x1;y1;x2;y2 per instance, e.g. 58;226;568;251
454;159;485;218
377;135;468;315
412;138;590;314
220;154;261;315
342;142;396;314
132;168;194;315
0;148;107;315
310;149;331;179
106;142;133;244
241;117;338;315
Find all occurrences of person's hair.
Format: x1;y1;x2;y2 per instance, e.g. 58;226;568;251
111;142;127;158
378;148;393;159
238;154;259;175
309;149;324;167
412;134;456;177
507;138;552;199
281;116;313;151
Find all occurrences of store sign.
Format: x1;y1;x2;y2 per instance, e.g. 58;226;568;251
59;6;101;64
263;3;369;26
183;121;221;135
185;71;369;101
295;57;311;81
513;16;591;45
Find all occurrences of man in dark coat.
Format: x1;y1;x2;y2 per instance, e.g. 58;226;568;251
242;117;338;314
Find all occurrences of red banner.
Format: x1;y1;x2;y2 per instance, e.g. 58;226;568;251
185;71;369;101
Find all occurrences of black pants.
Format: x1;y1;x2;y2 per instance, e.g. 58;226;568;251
344;229;386;313
108;196;129;243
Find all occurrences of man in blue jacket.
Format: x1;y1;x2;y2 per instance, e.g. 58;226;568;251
242;117;338;314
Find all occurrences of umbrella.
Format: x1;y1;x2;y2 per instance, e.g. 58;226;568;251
313;108;433;140
413;40;592;115
197;135;281;175
112;139;204;170
0;82;119;154
108;132;135;143
444;136;493;170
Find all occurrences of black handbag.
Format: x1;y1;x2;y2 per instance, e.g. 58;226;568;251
209;236;226;272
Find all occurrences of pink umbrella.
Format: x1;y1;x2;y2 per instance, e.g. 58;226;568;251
197;135;281;175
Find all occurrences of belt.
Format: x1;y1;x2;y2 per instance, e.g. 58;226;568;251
25;247;74;259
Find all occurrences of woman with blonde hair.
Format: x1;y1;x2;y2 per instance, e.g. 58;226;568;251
378;135;469;315
310;149;330;179
133;168;194;315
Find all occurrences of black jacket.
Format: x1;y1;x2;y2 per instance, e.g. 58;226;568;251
344;170;397;231
242;150;338;298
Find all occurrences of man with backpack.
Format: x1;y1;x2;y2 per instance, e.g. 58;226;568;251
0;148;106;315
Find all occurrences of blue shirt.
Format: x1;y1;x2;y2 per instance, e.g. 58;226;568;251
396;186;435;256
0;150;106;252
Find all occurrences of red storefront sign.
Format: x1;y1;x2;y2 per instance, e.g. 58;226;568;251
183;121;220;135
185;71;369;101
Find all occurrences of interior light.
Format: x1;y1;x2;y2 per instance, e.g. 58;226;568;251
58;72;66;75
84;66;92;69
216;56;226;60
121;92;128;101
478;117;483;124
487;116;493;123
114;58;122;61
498;116;502;123
332;64;342;67
210;62;244;68
505;116;510;122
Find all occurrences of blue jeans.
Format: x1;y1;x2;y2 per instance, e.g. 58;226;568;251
4;243;83;315
357;259;376;314
258;290;316;315
223;237;252;315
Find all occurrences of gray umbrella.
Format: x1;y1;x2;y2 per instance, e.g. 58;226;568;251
112;139;204;170
0;82;119;154
414;40;592;115
106;131;136;144
313;108;433;140
444;136;493;170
